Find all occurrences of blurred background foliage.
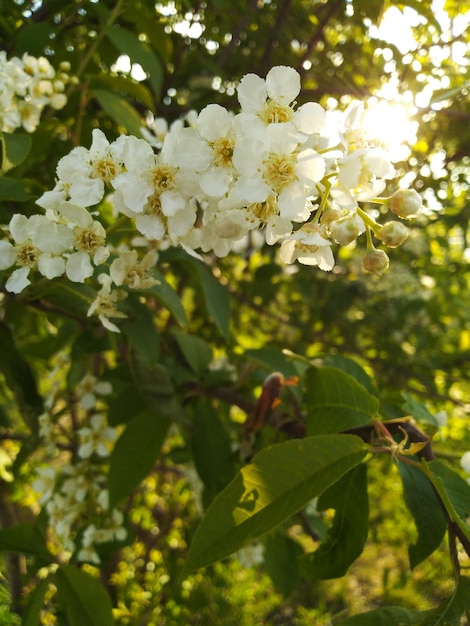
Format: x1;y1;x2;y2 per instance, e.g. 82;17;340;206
1;0;470;623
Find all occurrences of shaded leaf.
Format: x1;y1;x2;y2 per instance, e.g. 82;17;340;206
91;89;144;136
188;259;231;342
399;461;447;568
0;176;31;201
335;605;423;625
106;25;163;98
264;531;304;597
419;575;470;626
183;434;367;575
173;331;212;376
108;409;169;507
302;463;369;579
401;393;439;427
0;321;43;433
0;522;50;559
120;294;160;363
150;272;188;327
191;399;235;504
55;565;115;626
22;578;50;626
305;366;378;436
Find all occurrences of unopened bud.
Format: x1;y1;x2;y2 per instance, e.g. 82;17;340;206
389;189;422;220
362;248;389;276
377;221;408;248
330;214;364;246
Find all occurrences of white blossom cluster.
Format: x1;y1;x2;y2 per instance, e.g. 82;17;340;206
0;65;423;332
32;374;127;565
0;52;73;133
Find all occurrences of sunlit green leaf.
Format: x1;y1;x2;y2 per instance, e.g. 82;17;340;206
0;132;32;173
305;366;378;436
183;434;367;574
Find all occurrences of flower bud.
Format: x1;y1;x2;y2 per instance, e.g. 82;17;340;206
329;214;364;246
362;249;389;276
377;221;408;248
389;189;422;219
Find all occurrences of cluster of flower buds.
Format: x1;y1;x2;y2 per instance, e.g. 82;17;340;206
0;52;73;133
32;374;126;565
0;65;423;330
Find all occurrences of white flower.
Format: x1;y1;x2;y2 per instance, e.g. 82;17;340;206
87;273;128;332
461;451;470;475
77;413;118;459
76;374;112;410
110;249;159;289
236;66;326;137
279;223;335;270
32;467;57;504
55;129;125;207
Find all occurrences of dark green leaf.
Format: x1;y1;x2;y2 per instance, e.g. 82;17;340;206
401;393;439;427
264;531;304;597
424;460;470;544
398;461;447;568
183;434;367;575
108;409;170;507
0;321;43;433
55;564;115;626
419;575;470;626
130;349;186;419
305;366;378;436
91;89;144;136
0;522;50;559
335;605;424;625
189;260;231;342
106;25;163;98
22;578;50;626
318;355;376;395
121;294;160;363
302;463;369;579
0;176;31;201
173;331;212;376
244;347;298;379
90;74;154;111
150;271;188;327
191;400;235;504
0;132;32;173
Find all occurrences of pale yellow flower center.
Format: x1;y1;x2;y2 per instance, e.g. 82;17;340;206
17;243;38;267
259;101;294;125
75;226;105;252
249;196;278;225
150;164;177;192
211;137;235;167
92;156;121;183
263;153;297;193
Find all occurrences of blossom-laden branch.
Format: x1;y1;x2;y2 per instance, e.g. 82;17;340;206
1;63;424;333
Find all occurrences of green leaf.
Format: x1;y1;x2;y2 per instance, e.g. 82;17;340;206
244;347;298;379
335;605;424;625
183;434;367;575
130;350;186;421
173;331;212;376
191;400;235;504
91;89;144;136
22;578;50;626
401;392;439;427
108;409;170;507
0;132;32;173
302;463;369;579
0;321;43;433
0;522;50;559
150;271;188;327
55;564;115;626
0;176;31;201
120;294;160;363
318;355;376;395
398;461;447;568
424;460;470;544
419;575;470;626
90;74;154;111
106;25;163;98
264;531;304;597
305;366;378;436
189;260;231;342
